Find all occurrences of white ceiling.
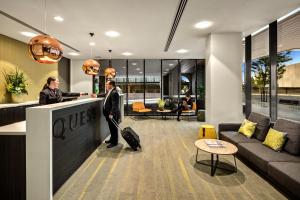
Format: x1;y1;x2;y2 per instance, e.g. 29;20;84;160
0;0;300;60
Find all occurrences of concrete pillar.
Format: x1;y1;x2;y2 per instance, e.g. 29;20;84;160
205;33;243;126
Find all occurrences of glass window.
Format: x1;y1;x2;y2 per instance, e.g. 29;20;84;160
162;60;179;102
112;59;127;105
196;60;205;110
180;59;197;112
277;14;300;121
128;59;144;115
251;29;270;116
145;60;161;111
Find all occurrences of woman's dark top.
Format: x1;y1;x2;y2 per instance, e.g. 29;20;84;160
39;87;80;105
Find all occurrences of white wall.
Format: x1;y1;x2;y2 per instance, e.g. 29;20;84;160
70;59;93;93
206;33;243;126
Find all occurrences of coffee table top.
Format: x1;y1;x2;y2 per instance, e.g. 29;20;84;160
195;139;238;155
157;109;172;113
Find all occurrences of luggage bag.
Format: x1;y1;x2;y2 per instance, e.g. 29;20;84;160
111;118;141;151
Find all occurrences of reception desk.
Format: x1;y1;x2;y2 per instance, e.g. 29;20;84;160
0;95;124;200
26;96;124;200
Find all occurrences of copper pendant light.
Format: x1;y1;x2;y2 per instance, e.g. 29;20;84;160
104;50;116;79
28;0;63;64
29;35;63;64
82;59;100;75
82;33;100;75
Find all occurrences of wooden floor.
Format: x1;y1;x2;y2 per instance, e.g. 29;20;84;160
54;117;286;200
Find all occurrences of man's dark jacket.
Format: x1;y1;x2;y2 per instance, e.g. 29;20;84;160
101;88;120;118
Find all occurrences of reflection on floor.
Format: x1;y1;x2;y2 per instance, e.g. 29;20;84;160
54;117;286;200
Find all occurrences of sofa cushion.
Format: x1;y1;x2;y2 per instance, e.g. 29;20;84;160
247;112;271;141
263;128;287;151
220;131;260;146
268;162;300;199
273;119;300;155
238;143;300;173
238;119;257;138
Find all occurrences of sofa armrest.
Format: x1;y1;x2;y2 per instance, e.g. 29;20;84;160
218;123;241;133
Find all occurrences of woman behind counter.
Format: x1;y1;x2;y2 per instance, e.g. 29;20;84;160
39;76;83;105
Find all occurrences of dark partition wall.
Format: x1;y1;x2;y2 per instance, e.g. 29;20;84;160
58;57;71;91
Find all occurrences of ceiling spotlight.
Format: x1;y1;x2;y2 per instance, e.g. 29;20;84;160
122;52;132;56
68;52;80;56
122;67;126;69
136;68;140;70
20;31;37;37
194;21;213;29
165;69;169;71
54;16;64;22
139;71;143;74
132;62;137;66
105;31;120;38
169;63;174;66
176;49;188;54
89;42;95;46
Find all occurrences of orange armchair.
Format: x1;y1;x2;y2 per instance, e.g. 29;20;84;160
132;102;152;113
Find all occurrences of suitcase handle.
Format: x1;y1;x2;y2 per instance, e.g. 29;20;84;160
110;118;121;130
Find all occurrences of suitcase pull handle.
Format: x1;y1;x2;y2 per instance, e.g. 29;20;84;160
111;118;121;129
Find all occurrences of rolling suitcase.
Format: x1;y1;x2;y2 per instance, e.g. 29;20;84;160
111;118;141;151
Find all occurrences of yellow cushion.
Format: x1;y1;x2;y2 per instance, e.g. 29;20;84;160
238;119;257;138
263;128;287;151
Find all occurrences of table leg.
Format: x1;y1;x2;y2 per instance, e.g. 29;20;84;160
211;154;214;176
196;152;236;176
233;155;237;172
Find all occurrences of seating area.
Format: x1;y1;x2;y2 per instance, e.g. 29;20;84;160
219;112;300;199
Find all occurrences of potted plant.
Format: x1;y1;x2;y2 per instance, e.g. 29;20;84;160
3;68;28;103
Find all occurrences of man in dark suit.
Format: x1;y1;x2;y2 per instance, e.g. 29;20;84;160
96;80;120;148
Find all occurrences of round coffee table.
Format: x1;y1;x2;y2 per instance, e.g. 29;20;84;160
157;109;172;120
195;139;238;176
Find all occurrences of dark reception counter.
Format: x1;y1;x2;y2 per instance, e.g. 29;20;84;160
0;96;124;200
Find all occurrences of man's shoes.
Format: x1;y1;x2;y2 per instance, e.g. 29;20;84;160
105;140;112;144
177;118;181;121
107;143;117;148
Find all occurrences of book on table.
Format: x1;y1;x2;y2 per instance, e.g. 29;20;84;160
205;140;225;148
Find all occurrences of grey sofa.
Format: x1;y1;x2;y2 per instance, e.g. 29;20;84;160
219;112;300;199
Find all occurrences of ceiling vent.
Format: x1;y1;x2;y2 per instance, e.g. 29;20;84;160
164;0;188;52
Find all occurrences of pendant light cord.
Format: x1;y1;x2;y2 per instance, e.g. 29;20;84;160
90;46;93;58
109;50;112;67
44;0;47;33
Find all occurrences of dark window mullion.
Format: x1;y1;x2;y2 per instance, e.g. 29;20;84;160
245;35;252;118
269;21;278;121
126;59;129;115
160;59;163;99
